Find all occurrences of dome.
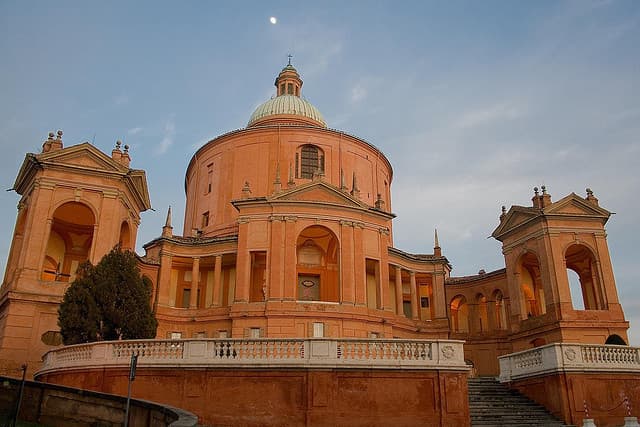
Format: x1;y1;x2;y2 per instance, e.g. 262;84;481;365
248;95;326;128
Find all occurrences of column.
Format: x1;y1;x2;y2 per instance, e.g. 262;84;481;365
190;257;200;308
283;217;297;300
395;266;403;315
432;271;447;319
410;271;419;320
156;250;173;307
353;223;366;306
378;228;391;311
269;217;285;300
340;221;355;304
211;255;222;306
235;219;251;302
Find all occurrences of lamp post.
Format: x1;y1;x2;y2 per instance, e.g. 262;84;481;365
123;353;138;427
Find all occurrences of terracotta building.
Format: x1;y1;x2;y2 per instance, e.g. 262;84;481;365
0;63;637;426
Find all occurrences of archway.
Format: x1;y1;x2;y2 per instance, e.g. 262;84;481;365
42;202;95;282
605;334;627;345
450;295;469;333
476;293;489;332
518;252;546;317
493;289;507;330
565;244;604;310
296;225;339;302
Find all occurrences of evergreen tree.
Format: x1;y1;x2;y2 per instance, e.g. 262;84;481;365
58;247;157;345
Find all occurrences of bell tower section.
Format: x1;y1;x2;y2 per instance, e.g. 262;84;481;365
492;186;628;350
0;131;151;376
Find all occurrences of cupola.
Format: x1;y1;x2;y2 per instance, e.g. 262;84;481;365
248;59;326;128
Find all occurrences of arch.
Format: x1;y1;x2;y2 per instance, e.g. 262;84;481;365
517;251;546;317
296;144;325;179
492;289;508;330
296;225;339;302
564;243;604;310
42;201;95;282
475;293;489;333
450;295;469;333
605;334;627;345
119;221;132;250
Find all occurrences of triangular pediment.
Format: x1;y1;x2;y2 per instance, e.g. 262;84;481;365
269;180;369;208
491;206;540;240
543;193;611;218
38;142;128;173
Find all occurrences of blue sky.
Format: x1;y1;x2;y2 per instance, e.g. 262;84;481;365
1;1;639;344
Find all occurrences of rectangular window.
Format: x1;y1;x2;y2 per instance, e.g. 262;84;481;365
287;83;293;94
202;211;209;228
421;297;430;308
207;169;213;194
193;331;206;338
218;330;229;338
182;289;191;308
313;322;324;338
368;332;380;339
250;327;261;338
169;332;182;340
403;301;412;318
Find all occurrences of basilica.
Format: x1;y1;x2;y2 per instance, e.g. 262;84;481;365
0;63;635;426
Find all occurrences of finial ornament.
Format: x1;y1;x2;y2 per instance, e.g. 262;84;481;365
541;185;547;195
116;140;122;150
124;144;129;153
586;188;593;197
501;205;506;215
287;54;293;66
56;130;63;139
165;205;172;228
533;187;539;196
48;132;55;140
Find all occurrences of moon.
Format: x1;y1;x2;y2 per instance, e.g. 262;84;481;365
270;16;277;24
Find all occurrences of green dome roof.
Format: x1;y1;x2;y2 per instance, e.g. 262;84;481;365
247;95;326;128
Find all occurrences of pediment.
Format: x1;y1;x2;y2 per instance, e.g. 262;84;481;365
270;181;368;208
543;193;611;217
38;142;128;173
491;207;540;240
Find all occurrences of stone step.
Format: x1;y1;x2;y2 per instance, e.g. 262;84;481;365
468;377;571;427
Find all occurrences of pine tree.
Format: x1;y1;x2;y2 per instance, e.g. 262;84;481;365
58;247;157;345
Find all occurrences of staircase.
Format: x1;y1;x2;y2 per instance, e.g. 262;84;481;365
468;377;573;426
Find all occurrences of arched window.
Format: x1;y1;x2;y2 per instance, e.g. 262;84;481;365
296;225;339;302
119;221;131;250
296;145;324;179
42;202;95;282
565;244;604;310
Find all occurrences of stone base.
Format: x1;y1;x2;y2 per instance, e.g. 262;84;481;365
38;367;470;426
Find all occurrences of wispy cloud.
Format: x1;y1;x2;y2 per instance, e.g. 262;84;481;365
454;103;524;130
155;118;175;155
128;127;143;135
113;94;129;106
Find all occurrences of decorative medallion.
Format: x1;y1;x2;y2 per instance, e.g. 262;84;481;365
564;348;577;361
441;345;455;359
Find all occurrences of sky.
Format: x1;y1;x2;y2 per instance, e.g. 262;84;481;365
1;1;639;344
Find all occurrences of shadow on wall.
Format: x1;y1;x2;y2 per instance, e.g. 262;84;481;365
0;376;197;427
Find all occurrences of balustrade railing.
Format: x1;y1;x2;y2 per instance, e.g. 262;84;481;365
38;338;467;376
499;343;640;382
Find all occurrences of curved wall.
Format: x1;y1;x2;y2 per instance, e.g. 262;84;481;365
183;125;394;238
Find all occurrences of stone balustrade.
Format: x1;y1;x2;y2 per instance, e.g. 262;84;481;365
499;343;640;382
38;338;468;376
